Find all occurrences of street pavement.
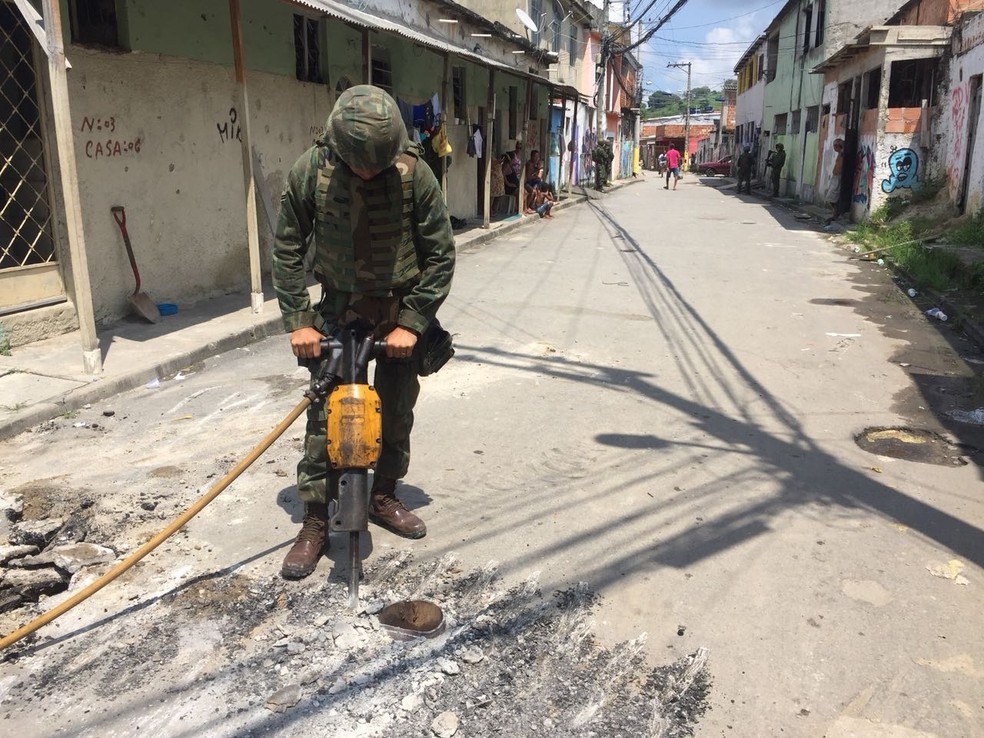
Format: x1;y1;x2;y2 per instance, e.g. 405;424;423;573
0;185;599;442
2;173;984;737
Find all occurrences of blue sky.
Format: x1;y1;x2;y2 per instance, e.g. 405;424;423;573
624;0;787;95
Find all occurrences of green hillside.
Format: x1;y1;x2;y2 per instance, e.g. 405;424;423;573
643;86;728;119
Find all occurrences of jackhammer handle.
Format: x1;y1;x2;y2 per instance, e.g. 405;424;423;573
296;339;387;369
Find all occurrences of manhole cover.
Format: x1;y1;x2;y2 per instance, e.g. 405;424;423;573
855;427;967;466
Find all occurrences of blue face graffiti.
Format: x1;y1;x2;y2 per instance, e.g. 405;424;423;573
881;147;919;193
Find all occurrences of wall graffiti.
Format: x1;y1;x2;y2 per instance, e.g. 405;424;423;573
853;144;875;205
580;129;597;184
881;147;918;193
80;116;141;159
217;107;243;143
947;83;968;196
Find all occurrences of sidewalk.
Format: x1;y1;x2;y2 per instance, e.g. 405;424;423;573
0;180;636;441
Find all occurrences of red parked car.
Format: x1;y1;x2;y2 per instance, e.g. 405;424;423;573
698;156;733;176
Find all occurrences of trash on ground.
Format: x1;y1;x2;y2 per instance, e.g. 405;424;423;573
925;308;948;322
907;288;917;297
145;378;161;389
927;559;969;585
826;332;861;338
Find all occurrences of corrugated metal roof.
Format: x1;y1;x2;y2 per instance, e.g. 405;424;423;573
283;0;558;87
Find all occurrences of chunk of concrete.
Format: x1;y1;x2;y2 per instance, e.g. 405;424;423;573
9;518;65;547
3;567;68;600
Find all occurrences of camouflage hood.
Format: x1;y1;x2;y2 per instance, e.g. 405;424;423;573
325;85;410;172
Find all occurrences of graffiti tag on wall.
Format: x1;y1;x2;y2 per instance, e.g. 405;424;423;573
580;129;597;183
947;83;968;197
80;116;142;159
217;107;243;143
881;147;919;193
853;144;875;205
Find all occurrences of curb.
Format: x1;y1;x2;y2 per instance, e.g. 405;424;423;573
0;317;285;442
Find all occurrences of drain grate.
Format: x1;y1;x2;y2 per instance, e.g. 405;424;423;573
855;427;967;466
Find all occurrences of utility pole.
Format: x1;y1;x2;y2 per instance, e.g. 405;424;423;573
596;0;611;143
667;61;691;171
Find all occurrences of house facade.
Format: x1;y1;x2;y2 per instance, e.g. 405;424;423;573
942;7;984;214
761;0;901;200
0;0;574;350
734;34;768;179
448;0;601;190
811;0;984;219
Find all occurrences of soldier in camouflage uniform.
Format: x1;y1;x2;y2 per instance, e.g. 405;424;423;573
592;140;613;191
272;85;456;579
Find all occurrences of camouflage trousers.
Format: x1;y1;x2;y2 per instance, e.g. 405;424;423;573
297;353;421;504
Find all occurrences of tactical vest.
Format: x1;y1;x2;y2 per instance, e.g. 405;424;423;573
313;147;420;295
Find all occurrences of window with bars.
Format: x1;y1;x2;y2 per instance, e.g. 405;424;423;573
888;58;937;108
371;49;393;95
552;1;562;52
802;4;813;56
863;67;882;109
568;24;578;65
766;35;778;82
774;113;787;135
815;0;826;47
69;0;122;48
805;105;819;133
293;14;323;83
529;0;542;46
791;109;801;132
0;3;55;272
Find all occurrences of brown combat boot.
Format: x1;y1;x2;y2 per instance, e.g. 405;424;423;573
281;502;328;579
369;478;427;539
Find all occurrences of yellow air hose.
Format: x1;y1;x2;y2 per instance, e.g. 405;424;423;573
0;397;312;652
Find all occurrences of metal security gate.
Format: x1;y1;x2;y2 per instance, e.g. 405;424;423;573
0;0;63;313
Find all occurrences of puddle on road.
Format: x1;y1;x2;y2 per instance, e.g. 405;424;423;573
855;427;968;466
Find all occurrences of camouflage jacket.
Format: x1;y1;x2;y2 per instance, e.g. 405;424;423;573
272;144;455;336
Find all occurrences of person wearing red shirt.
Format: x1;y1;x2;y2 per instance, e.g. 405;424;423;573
665;144;682;190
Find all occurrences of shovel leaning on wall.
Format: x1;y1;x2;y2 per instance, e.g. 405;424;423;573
111;206;160;323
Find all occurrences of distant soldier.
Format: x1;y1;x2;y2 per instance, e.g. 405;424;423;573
736;144;754;194
767;143;786;197
592;140;614;191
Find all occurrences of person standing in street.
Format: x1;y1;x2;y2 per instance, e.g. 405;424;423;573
767;142;786;196
824;138;845;227
592;139;613;191
665;143;682;190
736;144;754;194
272;85;456;580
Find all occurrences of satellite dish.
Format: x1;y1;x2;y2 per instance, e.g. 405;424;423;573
516;8;539;34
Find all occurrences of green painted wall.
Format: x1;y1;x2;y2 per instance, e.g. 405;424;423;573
762;2;823;196
60;0;297;75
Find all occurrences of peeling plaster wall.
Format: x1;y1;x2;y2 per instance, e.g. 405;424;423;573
942;13;984;213
66;50;332;325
